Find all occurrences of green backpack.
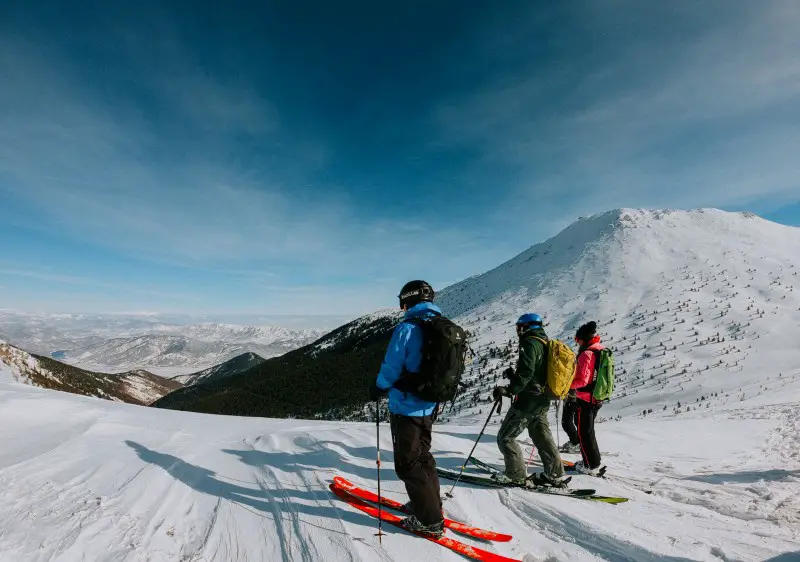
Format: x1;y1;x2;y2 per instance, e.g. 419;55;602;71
591;349;615;402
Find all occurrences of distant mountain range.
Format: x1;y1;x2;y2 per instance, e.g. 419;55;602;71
63;325;322;373
0;314;326;373
0;339;181;405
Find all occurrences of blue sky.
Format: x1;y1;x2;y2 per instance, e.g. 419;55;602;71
1;1;799;317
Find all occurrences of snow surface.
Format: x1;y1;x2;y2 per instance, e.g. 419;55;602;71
0;379;796;562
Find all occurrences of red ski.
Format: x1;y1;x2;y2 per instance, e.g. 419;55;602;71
329;483;522;562
333;476;512;542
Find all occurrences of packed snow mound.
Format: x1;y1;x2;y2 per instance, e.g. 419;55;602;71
0;377;797;561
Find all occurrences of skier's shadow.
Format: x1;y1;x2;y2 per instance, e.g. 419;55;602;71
683;469;800;484
222;440;396;484
762;553;800;562
125;440;381;540
221;438;467;486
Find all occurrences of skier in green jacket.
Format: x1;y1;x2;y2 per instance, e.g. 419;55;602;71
491;313;568;487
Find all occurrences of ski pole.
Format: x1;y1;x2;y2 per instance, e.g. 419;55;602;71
445;399;502;499
375;399;385;544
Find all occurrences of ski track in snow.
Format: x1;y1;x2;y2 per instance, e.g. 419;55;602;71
0;383;797;562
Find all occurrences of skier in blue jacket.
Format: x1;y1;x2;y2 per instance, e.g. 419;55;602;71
370;280;444;538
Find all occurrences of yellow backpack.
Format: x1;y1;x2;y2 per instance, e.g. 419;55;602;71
532;337;577;399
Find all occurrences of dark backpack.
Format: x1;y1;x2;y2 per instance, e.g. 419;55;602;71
393;316;467;403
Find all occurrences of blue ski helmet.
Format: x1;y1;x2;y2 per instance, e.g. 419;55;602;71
516;313;543;327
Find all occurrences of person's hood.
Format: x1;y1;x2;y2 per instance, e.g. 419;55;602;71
404;301;442;319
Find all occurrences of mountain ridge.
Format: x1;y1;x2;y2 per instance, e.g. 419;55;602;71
0;338;182;405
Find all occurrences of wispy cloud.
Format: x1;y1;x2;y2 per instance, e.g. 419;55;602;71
0;264;199;301
435;1;800;226
0;33;485;283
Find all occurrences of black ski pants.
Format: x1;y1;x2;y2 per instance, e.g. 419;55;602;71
390;413;442;525
561;398;580;445
577;400;602;469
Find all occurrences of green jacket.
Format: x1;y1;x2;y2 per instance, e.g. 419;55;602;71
507;326;549;413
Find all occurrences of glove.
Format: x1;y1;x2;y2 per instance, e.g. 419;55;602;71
502;367;515;379
566;389;577;402
492;386;511;401
369;382;389;401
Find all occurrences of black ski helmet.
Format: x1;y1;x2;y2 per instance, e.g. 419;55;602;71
398;280;435;309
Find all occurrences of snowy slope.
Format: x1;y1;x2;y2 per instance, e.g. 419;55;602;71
0;378;797;561
433;208;800;424
0;339;181;405
171;351;267;386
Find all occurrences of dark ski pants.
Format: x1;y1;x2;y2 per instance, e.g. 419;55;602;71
561;398;580;445
577;400;602;469
497;402;565;481
390;413;442;526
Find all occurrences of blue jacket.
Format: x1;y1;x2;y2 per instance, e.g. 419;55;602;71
375;301;441;417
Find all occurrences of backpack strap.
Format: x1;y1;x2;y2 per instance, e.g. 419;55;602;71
579;348;601;404
393;316;433;395
591;349;602;373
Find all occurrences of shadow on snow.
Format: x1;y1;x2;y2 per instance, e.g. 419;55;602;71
684;469;800;484
125;440;385;549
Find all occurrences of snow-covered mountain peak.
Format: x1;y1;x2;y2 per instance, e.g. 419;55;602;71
427;208;800;424
440;208;799;317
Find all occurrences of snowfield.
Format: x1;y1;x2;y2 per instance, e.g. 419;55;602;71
0;381;796;562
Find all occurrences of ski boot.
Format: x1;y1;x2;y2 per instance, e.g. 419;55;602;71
573;460;604;476
490;472;527;486
527;473;571;488
400;515;445;539
559;442;582;454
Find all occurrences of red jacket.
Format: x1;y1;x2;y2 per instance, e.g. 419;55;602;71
571;340;604;403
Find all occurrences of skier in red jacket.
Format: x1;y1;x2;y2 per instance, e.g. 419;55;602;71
570;321;604;475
